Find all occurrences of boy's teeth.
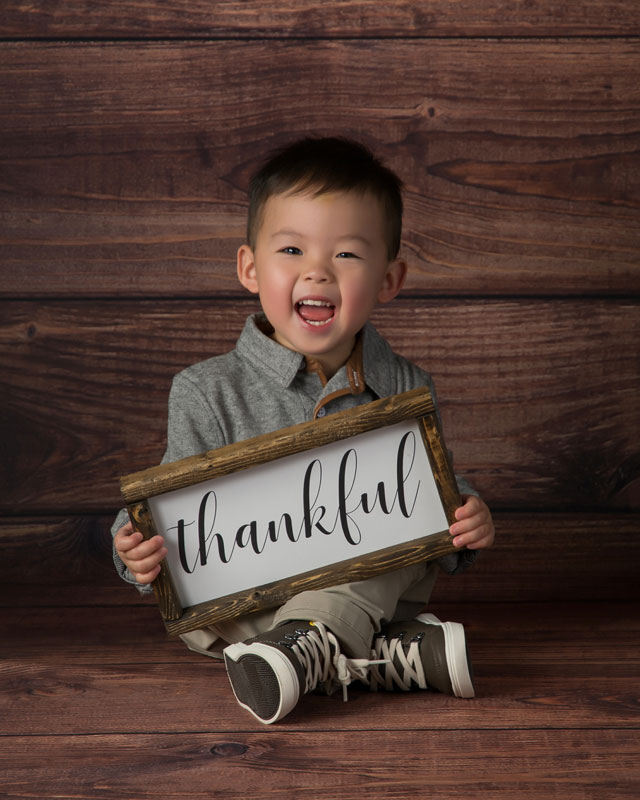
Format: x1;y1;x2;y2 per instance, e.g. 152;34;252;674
296;299;335;325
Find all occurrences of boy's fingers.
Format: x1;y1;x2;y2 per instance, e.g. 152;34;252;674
466;530;495;549
117;531;163;555
454;496;482;520
115;521;138;539
115;529;143;552
120;521;141;538
133;564;162;584
127;538;166;562
126;545;168;575
452;523;495;549
449;513;484;537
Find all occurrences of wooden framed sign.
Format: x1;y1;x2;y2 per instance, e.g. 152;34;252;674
120;387;462;637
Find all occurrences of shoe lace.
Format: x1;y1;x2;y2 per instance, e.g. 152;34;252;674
285;622;389;702
368;632;428;691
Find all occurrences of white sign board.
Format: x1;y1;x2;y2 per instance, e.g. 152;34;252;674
149;420;448;609
121;388;462;636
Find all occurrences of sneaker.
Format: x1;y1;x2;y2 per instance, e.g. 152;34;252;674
223;620;377;724
368;613;475;698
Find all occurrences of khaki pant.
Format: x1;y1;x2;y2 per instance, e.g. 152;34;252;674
180;561;440;660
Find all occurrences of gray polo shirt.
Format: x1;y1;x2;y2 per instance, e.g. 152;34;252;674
112;313;477;587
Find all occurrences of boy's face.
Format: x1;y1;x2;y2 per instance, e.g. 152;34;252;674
237;189;406;377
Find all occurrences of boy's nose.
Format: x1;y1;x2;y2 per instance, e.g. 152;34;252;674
304;271;329;282
303;260;333;283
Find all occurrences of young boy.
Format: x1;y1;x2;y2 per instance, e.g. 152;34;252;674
112;137;494;724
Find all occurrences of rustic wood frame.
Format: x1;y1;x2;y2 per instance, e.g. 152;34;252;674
120;387;462;637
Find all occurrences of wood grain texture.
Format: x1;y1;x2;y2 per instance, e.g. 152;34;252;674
431;513;640;603
2;514;638;606
2;299;637;512
419;413;461;521
11;596;640;667
0;515;115;584
2;41;638;297
2;1;639;38
1;729;638;799
4;599;639;669
1;603;638;735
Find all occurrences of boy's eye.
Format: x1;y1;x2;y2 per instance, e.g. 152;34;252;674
279;246;302;255
336;251;360;259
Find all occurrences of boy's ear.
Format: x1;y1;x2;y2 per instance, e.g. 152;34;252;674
377;258;407;304
237;244;260;294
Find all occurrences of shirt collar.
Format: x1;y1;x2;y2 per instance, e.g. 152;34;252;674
237;313;396;397
236;313;306;387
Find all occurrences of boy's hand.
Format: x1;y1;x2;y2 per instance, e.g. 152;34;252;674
114;521;168;584
449;495;495;550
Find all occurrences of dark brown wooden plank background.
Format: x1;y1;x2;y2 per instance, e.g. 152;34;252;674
1;3;639;798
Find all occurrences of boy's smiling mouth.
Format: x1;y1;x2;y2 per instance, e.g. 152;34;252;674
296;298;336;327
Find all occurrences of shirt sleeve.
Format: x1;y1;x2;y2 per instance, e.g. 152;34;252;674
161;370;226;463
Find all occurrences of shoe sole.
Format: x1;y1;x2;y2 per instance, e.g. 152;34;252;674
416;613;476;698
223;642;301;724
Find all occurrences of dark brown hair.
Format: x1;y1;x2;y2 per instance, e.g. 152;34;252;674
247;137;404;260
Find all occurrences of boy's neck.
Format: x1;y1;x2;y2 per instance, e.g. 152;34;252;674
257;314;365;386
303;339;354;381
305;333;364;387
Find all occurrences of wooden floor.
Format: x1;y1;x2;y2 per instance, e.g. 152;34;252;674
2;579;638;799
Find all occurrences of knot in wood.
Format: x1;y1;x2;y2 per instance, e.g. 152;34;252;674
210;742;249;758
